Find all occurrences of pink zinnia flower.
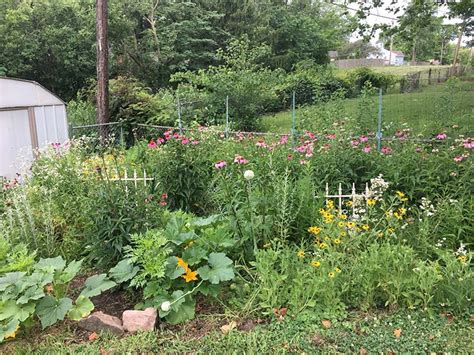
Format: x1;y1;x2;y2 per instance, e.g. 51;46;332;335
381;146;393;155
360;135;369;142
215;160;227;169
148;140;157;149
362;145;371;153
306;131;316;140
436;133;447;140
351;140;360;147
173;132;180;139
234;155;249;165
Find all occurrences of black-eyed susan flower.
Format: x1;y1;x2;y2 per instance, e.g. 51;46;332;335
367;198;376;206
328;272;335;278
339;231;347;237
297;250;305;258
362;224;370;231
347;221;355;228
311;260;321;267
335;267;341;273
308;226;322;235
319;242;328;249
458;255;467;263
337;221;345;228
334;238;341;245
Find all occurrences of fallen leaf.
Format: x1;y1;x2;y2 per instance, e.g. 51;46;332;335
88;332;98;341
359;347;367;355
280;307;288;317
394;328;401;338
220;321;237;335
321;320;332;329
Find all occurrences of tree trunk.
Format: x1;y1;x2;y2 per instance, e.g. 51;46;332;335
452;22;465;67
96;0;109;140
411;38;416;65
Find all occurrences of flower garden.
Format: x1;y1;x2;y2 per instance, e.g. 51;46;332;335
1;125;473;352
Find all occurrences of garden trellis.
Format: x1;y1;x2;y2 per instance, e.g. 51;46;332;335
324;182;370;219
109;167;155;194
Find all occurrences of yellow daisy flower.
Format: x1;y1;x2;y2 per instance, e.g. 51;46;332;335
311;260;321;267
297;250;305;258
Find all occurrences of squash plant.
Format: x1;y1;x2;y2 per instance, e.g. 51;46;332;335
0;256;122;342
123;211;236;324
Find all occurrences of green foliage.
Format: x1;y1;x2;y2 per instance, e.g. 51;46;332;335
124;212;236;324
347;67;396;95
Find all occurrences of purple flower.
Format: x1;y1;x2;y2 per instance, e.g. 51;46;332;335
381;146;393;155
148;140;157;149
436;133;447;140
360;135;369;142
362;145;372;153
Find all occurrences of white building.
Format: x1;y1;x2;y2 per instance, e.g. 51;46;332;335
0;77;69;178
368;48;405;66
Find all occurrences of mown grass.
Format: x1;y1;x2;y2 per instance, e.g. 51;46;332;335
335;65;452;77
261;76;474;135
3;310;472;354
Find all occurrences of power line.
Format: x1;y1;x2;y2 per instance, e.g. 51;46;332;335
328;2;399;21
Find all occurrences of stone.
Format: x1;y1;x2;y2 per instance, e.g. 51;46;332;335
78;311;124;335
122;308;157;333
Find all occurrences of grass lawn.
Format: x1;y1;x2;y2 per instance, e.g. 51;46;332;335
335;65;452;77
261;75;474;135
2;310;472;354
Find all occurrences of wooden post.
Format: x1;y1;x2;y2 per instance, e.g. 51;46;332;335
96;0;109;140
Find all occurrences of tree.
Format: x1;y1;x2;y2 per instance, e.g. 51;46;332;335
446;1;473;66
338;40;381;59
96;0;109;132
0;0;97;100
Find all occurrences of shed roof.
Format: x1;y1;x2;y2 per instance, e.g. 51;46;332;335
0;77;65;109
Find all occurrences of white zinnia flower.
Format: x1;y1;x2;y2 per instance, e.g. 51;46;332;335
244;170;255;180
160;301;171;312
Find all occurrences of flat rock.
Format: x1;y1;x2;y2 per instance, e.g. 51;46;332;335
78;311;124;335
122;308;157;333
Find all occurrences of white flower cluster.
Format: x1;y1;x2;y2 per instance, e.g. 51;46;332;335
454;243;467;257
368;174;390;199
419;197;436;216
435;237;446;248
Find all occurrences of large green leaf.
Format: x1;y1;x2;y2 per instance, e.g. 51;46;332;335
197;253;234;285
189;214;221;227
67;295;94;321
164;257;186;279
57;260;83;284
0;272;26;292
165;298;195;325
36;295;73;329
182;246;207;265
80;274;116;298
34;257;66;273
17;286;44;304
0;318;20;342
108;259;139;284
0;300;35;322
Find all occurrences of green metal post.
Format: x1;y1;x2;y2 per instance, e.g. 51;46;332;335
177;96;182;134
291;91;296;147
225;95;229;138
376;88;383;152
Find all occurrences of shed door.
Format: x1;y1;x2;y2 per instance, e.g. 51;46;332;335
0;109;33;178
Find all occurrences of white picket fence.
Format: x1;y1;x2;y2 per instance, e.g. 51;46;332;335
109;168;155;194
324;182;371;218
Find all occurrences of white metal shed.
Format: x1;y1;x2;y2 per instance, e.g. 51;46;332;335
0;77;69;178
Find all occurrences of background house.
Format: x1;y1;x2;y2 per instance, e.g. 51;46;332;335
368;48;405;66
0;77;69;178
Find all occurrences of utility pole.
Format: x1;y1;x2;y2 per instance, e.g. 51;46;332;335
96;0;109;140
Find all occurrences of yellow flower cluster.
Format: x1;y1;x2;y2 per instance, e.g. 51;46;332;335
307;226;321;235
396;191;408;202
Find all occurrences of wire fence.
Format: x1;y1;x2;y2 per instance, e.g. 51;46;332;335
69;65;473;150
